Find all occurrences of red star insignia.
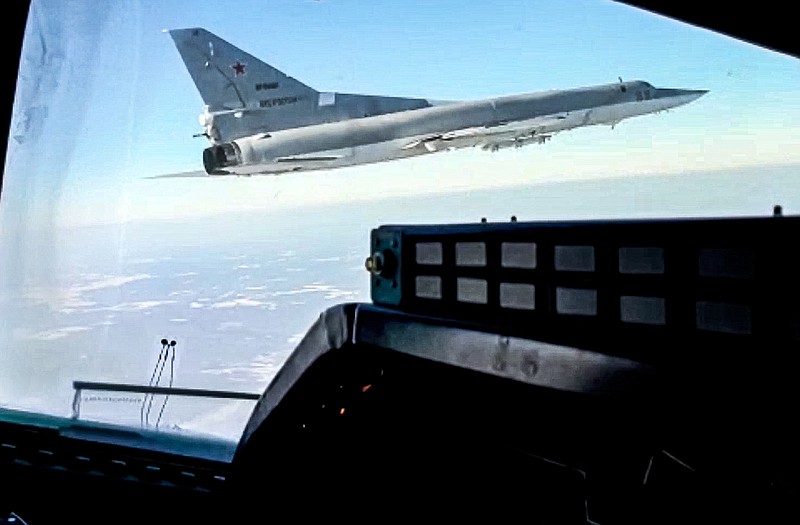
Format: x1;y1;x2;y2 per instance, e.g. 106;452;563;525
231;61;246;77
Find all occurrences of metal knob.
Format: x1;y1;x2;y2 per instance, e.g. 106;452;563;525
365;249;396;279
365;251;385;275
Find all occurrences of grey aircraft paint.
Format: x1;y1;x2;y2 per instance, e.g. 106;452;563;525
164;28;707;177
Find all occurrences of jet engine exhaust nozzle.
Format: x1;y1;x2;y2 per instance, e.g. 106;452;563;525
203;143;240;174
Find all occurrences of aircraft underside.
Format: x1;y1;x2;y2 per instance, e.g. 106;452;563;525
213;99;666;176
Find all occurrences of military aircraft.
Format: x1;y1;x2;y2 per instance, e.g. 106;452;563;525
164;27;707;177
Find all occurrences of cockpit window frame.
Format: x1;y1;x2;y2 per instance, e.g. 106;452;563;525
0;1;31;198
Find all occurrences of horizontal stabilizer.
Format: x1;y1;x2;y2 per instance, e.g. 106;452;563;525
144;170;212;179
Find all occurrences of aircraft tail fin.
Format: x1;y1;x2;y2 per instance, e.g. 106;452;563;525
168;28;318;111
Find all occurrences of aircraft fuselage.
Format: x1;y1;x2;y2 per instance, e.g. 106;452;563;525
202;81;706;176
166;28;706;178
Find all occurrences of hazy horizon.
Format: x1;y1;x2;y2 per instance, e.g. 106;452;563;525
25;161;800;234
3;164;800;440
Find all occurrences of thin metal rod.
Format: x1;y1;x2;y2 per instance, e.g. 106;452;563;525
73;381;260;400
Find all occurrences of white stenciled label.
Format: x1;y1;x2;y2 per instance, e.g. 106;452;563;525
416;242;443;265
501;242;537;269
555;246;595;272
500;283;535;310
415;276;442;299
556;287;597;316
619;247;664;274
620;296;665;325
456;242;486;267
457;278;488;304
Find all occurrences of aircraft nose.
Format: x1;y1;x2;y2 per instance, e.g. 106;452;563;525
656;88;709;108
682;89;709;102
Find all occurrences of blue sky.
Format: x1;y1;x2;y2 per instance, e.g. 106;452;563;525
2;0;799;228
